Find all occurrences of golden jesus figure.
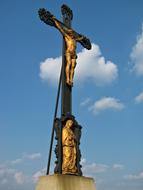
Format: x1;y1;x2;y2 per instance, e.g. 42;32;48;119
52;17;85;86
39;8;91;86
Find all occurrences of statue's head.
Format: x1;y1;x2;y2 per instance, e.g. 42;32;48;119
67;29;74;37
66;119;73;128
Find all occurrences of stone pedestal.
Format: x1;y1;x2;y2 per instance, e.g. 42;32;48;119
35;174;96;190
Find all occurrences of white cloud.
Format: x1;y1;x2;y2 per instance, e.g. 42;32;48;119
0;166;16;177
81;159;109;177
0;164;32;187
81;158;86;165
40;56;61;84
40;43;118;86
0;153;42;188
10;152;41;166
0;165;16;185
32;168;46;183
83;163;109;175
11;159;22;165
0;157;43;190
124;171;143;180
80;98;91;107
23;153;41;160
14;172;27;185
89;97;125;114
112;164;124;170
130;24;143;76
135;91;143;104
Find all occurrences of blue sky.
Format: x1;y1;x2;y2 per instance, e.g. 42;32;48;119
0;0;143;190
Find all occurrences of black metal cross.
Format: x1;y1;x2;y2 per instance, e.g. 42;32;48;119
38;4;91;116
38;4;91;175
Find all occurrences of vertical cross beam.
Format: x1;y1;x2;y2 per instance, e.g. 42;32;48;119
61;5;73;116
38;4;91;176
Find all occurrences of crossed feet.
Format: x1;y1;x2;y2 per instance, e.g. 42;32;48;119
66;80;73;86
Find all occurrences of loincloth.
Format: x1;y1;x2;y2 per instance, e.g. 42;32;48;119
65;52;77;59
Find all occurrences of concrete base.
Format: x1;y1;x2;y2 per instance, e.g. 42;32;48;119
35;174;96;190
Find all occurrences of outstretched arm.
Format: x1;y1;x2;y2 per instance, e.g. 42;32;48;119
76;35;84;41
38;8;56;27
79;36;92;50
74;32;92;50
52;17;67;36
38;8;68;37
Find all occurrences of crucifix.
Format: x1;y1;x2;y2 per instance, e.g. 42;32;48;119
38;4;91;176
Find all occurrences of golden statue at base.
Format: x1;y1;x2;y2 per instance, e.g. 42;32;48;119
62;119;77;174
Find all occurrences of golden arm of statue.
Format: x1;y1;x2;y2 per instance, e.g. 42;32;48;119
52;16;68;37
75;35;84;41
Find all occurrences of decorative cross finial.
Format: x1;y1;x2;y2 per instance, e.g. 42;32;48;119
61;4;73;20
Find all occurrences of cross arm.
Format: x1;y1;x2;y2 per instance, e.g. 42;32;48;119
38;8;72;38
38;8;92;50
38;8;70;32
77;34;92;50
38;8;58;27
72;32;92;50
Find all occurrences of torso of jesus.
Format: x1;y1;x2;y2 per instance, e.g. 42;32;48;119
64;34;76;58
